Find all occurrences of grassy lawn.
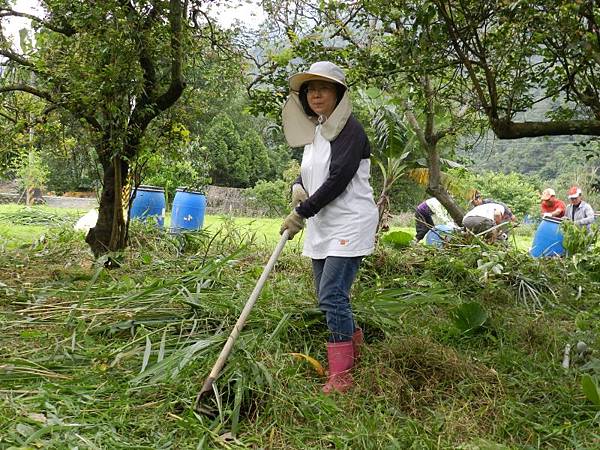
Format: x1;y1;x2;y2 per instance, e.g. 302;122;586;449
0;204;534;251
0;204;598;449
0;222;47;249
0;205;88;250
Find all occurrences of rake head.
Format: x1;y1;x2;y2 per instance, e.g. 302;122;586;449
194;376;219;417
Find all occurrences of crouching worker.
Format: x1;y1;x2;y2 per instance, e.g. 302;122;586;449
414;197;455;242
279;61;378;394
462;201;514;242
470;191;491;207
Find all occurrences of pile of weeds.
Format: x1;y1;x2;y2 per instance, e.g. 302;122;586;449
1;219;599;448
0;206;81;226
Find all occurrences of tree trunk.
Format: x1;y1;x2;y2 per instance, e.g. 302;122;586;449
376;177;394;232
85;155;129;258
403;75;466;226
426;144;465;225
83;0;184;259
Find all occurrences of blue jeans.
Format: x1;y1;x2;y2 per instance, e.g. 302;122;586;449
312;256;363;343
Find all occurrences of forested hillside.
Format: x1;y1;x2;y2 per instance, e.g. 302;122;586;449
464;95;600;184
465;133;595;179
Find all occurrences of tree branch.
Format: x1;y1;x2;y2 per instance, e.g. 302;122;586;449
0;109;16;123
435;0;492;116
127;0;186;157
155;0;185;112
0;84;53;102
434;103;470;142
0;82;102;131
491;119;600;139
0;48;35;68
0;8;76;36
423;76;435;143
402;101;428;149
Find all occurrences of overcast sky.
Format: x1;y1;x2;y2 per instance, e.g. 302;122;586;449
2;0;43;48
2;0;265;49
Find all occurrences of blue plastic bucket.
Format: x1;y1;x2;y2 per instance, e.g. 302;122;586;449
425;224;455;247
529;218;564;257
171;188;207;232
130;185;166;227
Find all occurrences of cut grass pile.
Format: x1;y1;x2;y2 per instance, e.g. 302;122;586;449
0;205;87;250
0;206;598;448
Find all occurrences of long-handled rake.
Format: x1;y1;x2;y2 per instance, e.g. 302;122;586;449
195;229;290;415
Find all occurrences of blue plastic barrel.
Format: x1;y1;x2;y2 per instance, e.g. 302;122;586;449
171;188;207;232
529;218;564;257
130;185;166;227
425;224;455;247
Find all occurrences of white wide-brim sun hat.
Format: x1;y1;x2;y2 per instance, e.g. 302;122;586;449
288;61;347;92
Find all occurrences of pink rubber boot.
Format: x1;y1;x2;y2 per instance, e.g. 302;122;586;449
352;327;364;361
322;341;354;394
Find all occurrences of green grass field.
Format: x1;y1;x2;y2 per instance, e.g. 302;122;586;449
0;204;534;251
1;204;597;449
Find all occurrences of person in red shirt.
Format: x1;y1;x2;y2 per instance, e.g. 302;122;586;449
540;188;566;218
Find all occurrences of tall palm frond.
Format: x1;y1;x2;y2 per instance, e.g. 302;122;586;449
370;104;417;231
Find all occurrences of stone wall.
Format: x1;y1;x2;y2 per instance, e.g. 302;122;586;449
0;192;98;209
0;192;20;205
204;185;267;216
0;183;267;216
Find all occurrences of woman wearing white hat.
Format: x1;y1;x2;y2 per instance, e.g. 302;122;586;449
279;61;378;394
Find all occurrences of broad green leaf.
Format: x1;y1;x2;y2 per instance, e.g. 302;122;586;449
452;302;488;333
581;374;600;407
382;231;413;249
366;87;381;99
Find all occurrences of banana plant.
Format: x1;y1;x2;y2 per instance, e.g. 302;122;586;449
360;87;468;232
360;88;420;232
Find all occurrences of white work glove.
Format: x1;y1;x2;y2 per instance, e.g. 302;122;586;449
291;183;308;207
280;210;305;240
543;213;552;218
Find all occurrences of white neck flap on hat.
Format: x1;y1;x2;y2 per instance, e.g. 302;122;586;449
282;90;352;147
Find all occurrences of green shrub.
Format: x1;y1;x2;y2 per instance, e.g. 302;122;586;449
244;160;301;217
142;138;212;205
244;179;288;217
451;169;540;217
561;221;599;255
12;149;48;194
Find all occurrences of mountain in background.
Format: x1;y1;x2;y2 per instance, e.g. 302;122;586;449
461;93;598;181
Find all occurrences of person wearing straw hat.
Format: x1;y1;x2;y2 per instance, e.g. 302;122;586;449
565;186;595;228
540;188;566;219
279;61;378;394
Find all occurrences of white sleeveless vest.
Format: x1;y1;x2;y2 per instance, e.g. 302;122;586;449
301;126;379;259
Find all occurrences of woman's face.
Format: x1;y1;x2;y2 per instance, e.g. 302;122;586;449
306;80;338;118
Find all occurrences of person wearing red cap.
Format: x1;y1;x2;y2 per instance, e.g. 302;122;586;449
540;188;566;218
565;186;595;228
